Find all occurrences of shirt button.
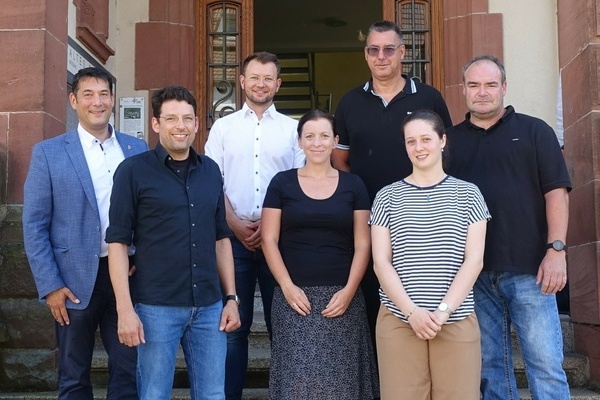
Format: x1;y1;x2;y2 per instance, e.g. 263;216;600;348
193;284;197;288
192;223;195;227
193;263;197;267
190;204;194;207
192;243;196;247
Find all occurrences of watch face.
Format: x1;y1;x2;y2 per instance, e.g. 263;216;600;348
439;303;448;312
552;240;566;251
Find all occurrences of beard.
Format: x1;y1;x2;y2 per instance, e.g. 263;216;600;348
245;90;275;106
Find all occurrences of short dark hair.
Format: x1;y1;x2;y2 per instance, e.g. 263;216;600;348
297;109;336;138
462;55;506;83
151;85;197;118
72;67;113;95
366;20;403;45
241;52;281;76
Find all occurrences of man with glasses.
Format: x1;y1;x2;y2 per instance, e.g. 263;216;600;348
205;51;304;400
107;85;241;399
332;20;452;351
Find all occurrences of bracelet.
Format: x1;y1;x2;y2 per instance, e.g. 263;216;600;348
406;306;418;319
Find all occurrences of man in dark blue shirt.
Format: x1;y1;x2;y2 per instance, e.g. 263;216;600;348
106;85;240;399
446;55;570;400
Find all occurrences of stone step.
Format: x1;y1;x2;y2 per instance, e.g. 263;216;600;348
88;345;588;391
0;388;268;400
514;350;589;389
249;310;270;350
89;346;271;388
510;314;573;352
518;388;600;399
1;388;599;400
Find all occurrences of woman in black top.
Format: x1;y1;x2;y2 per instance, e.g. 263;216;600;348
262;109;378;399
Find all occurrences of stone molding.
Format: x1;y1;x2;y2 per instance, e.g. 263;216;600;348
74;0;114;63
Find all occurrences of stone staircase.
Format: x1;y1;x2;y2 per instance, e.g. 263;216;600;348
2;304;600;399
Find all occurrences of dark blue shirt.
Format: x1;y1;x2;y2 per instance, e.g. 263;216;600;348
446;106;572;275
335;76;453;202
106;143;231;307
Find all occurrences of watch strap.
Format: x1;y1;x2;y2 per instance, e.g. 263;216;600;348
225;294;240;305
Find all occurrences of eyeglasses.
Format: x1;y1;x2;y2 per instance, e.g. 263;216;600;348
245;75;276;84
365;45;402;58
159;115;196;126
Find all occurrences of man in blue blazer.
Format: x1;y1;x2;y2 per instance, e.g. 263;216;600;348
23;67;148;399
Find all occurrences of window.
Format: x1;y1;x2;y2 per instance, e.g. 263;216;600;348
399;0;431;83
391;0;443;90
207;2;241;128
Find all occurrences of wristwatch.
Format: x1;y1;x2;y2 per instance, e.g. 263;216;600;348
437;302;453;316
225;294;240;306
546;240;567;252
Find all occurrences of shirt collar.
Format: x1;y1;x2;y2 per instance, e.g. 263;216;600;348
465;105;514;131
242;102;277;120
155;142;200;166
77;124;115;149
363;74;417;96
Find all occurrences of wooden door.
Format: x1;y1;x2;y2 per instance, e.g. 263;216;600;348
196;0;253;150
383;0;444;92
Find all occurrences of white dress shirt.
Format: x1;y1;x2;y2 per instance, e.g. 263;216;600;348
78;124;125;257
205;103;305;221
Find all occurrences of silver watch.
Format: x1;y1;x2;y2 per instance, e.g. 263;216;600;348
438;302;453;316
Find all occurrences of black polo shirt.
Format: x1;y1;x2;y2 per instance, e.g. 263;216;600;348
335;75;452;201
106;143;231;307
446;106;572;275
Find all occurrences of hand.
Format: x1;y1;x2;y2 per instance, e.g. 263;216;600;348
432;309;450;325
244;221;262;250
46;287;80;326
536;250;567;294
229;217;260;251
219;301;241;332
322;287;354;318
407;308;442;340
117;308;145;347
281;284;311;316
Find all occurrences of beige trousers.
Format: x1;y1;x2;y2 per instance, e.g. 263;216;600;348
376;305;481;400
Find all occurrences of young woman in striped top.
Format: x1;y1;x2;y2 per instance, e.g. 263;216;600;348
370;109;491;400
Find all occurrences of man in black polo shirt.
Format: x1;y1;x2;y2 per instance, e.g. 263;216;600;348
446;55;571;400
106;86;240;399
332;20;452;348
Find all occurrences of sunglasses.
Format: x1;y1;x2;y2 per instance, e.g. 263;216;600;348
365;45;402;58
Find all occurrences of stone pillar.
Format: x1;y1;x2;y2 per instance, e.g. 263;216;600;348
559;0;600;382
135;0;196;149
0;0;69;390
442;0;503;121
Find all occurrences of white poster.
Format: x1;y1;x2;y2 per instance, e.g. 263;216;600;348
119;97;145;139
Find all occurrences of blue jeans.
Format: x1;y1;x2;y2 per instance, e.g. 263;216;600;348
135;301;226;400
475;272;570;400
225;237;275;400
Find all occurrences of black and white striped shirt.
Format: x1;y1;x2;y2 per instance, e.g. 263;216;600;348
370;175;491;323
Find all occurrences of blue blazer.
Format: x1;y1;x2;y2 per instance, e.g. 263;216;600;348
23;129;148;309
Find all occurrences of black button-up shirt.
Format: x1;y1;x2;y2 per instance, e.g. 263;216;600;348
106;143;231;307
